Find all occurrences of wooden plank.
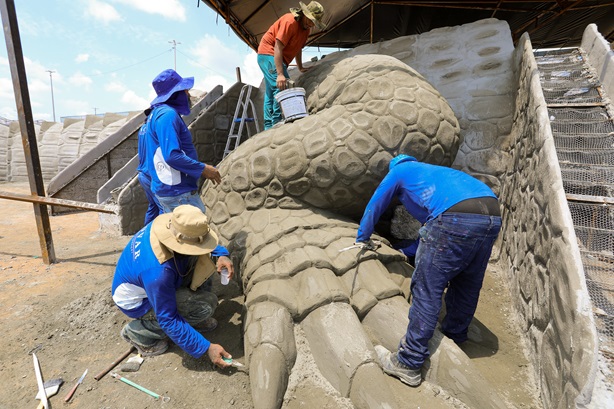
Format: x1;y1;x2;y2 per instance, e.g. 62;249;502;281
0;191;117;214
566;193;614;205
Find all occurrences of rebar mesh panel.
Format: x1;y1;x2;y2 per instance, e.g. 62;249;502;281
568;201;614;352
557;150;614;166
548;107;613;122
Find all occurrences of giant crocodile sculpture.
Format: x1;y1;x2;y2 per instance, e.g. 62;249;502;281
202;54;506;409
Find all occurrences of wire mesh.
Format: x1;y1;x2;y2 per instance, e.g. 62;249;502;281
551;120;614;135
557;150;614;166
535;48;602;104
554;134;614;150
568;202;614;354
548;107;613;122
536;47;614;364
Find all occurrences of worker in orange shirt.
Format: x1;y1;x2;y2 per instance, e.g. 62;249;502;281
257;1;326;130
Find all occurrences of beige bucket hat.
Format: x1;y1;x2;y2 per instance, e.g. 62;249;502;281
151;205;218;256
290;1;326;30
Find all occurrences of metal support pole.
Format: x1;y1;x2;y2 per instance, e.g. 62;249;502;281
1;0;56;264
168;39;181;71
46;69;56;122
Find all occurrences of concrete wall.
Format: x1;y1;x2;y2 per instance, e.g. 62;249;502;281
0;123;8;181
47;113;141;214
581;24;614;103
305;18;515;193
500;32;599;408
0;114;129;184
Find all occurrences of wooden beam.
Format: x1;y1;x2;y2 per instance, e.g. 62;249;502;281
512;0;586;40
491;0;503;18
243;0;273;25
307;2;372;46
0;191;118;214
370;0;374;44
0;0;56;264
566;193;614;205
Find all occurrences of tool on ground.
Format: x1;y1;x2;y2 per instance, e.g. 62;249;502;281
120;355;144;372
35;378;63;409
94;346;136;380
32;353;48;409
222;357;244;368
64;368;87;403
111;372;170;402
338;240;382;253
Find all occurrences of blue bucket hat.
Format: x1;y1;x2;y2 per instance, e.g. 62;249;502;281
389;154;417;170
150;69;194;105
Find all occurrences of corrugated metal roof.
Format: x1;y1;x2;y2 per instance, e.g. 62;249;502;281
196;1;614;50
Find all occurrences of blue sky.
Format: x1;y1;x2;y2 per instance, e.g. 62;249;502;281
0;0;332;122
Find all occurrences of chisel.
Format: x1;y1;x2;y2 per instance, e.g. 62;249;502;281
64;368;88;402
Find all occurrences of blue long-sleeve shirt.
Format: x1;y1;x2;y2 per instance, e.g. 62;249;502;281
112;223;229;358
356;158;496;242
144;104;206;197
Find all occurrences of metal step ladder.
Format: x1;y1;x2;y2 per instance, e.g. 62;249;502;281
224;84;260;158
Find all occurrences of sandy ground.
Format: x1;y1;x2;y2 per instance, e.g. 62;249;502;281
0;181;542;409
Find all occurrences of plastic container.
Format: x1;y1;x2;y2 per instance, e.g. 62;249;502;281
274;87;308;122
220;268;230;285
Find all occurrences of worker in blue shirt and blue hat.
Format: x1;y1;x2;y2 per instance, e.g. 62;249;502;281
140;69;222;216
356;154;502;387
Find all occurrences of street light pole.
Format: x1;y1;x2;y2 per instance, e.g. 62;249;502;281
45;69;56;122
168;40;181;71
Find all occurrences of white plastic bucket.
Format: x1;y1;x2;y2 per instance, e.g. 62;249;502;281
275;87;308;122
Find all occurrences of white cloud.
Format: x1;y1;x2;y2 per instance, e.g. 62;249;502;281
105;80;127;93
0;104;17;120
31;111;53;122
63;99;94;116
120;90;149;110
188;35;246;83
114;0;186;21
0;78;14;99
241;52;263;88
194;75;231;95
85;0;122;24
69;72;93;89
75;54;90;63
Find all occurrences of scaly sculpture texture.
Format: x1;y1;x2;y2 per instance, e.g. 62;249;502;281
202;54;460;409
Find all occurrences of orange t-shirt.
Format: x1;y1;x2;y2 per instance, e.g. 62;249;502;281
257;13;310;66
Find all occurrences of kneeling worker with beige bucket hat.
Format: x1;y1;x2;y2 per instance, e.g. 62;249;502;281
112;205;235;368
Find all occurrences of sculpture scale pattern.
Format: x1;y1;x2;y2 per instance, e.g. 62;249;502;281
202;54;460;409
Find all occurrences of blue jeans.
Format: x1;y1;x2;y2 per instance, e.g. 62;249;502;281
397;213;501;369
257;54;290;130
138;172;162;225
122;258;217;346
156;190;206;214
